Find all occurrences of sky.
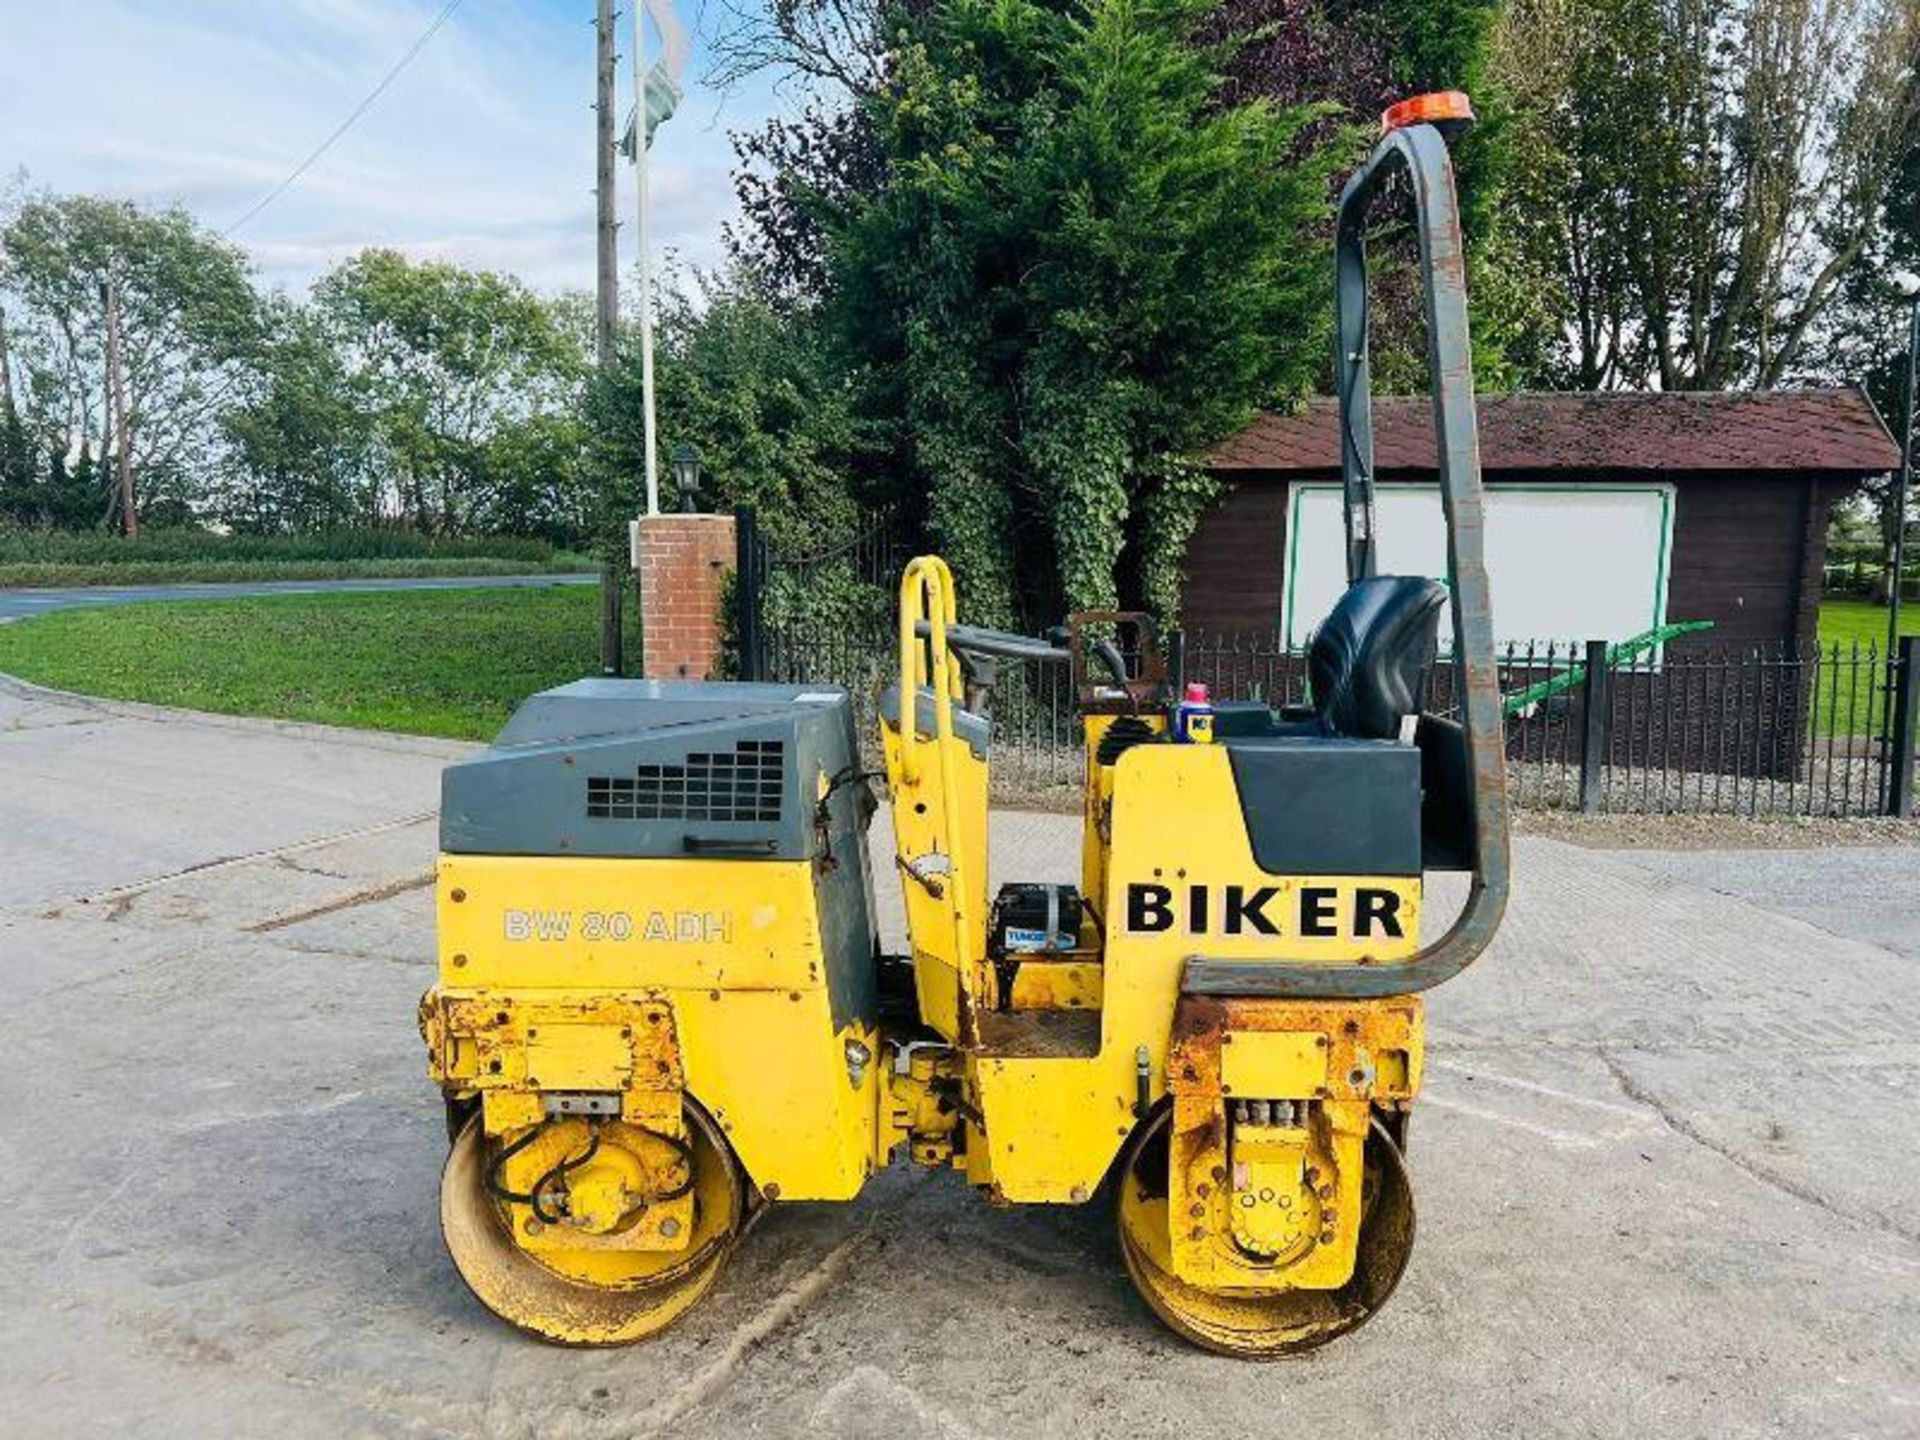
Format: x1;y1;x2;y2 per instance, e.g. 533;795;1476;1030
0;0;794;295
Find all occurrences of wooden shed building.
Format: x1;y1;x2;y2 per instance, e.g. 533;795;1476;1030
1182;388;1900;651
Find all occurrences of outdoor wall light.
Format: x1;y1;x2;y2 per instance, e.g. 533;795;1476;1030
671;443;703;513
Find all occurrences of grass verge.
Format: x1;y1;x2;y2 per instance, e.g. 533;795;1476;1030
0;586;633;740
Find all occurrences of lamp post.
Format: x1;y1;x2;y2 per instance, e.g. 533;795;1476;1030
1890;269;1919;661
1879;270;1920;812
671;443;703;514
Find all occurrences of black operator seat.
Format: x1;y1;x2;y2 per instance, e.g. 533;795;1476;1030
1305;575;1448;738
1217;576;1452;878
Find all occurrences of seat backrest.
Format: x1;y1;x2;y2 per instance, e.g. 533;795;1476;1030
1307;575;1448;739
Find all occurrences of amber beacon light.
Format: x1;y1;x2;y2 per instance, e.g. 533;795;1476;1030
1380;91;1475;134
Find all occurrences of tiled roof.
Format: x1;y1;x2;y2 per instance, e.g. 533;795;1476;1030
1211;388;1901;475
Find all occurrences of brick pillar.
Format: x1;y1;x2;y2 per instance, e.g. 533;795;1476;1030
635;513;736;680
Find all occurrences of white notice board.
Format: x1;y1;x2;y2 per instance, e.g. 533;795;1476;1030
1283;484;1676;651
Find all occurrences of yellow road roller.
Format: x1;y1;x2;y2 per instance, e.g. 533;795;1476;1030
419;97;1509;1356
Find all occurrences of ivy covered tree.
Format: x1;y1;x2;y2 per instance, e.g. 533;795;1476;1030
730;0;1522;386
827;0;1342;623
1207;0;1504;216
1204;0;1522;387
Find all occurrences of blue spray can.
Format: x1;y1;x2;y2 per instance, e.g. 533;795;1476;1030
1175;682;1214;744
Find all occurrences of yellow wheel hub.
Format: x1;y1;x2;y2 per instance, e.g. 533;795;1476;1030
440;1103;744;1346
1116;1108;1414;1358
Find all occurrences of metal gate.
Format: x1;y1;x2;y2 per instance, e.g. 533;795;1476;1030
732;504;914;696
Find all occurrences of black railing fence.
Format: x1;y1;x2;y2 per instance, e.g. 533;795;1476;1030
1176;633;1919;817
730;520;1918;818
737;620;1918;819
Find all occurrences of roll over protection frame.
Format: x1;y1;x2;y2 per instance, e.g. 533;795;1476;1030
1184;117;1512;1000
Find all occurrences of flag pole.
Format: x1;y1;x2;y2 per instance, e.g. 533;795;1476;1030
632;0;660;516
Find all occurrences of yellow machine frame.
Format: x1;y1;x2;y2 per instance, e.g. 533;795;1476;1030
420;554;1437;1347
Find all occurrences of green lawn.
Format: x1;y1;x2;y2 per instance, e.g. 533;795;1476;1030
1819;597;1919;647
1810;599;1916;739
0;586;635;740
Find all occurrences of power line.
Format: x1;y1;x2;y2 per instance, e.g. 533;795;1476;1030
225;0;468;236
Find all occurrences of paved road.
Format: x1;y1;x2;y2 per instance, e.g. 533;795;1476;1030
1;678;1916;1438
1621;845;1920;963
0;573;597;622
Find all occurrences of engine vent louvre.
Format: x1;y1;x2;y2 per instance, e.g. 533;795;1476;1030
587;739;785;822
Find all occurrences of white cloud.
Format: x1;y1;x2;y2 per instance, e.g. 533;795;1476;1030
0;0;784;294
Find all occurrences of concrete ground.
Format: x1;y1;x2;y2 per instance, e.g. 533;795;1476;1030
0;573;595;622
1;678;1916;1440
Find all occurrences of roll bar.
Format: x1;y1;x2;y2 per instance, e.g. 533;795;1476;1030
1185;115;1512;1000
895;556;978;979
896;556;963;789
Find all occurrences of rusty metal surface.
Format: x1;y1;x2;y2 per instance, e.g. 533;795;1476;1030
1067;610;1165;714
1115;1101;1416;1358
1191;120;1509;1001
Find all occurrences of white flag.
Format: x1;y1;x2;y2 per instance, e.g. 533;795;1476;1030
622;0;689;154
644;0;690;86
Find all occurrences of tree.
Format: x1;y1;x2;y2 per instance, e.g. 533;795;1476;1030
217;300;374;534
710;0;901;98
308;250;591;537
0;403;40;528
1493;0;1920;391
717;0;903;304
1207;0;1522;387
728;1;1525;384
826;0;1341;622
1209;0;1506;220
0;303;36;524
729;101;888;306
44;441;94;530
0;193;265;525
1811;140;1920;597
588;269;873;552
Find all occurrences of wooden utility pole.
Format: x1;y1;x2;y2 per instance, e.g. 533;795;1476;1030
101;276;137;539
595;0;624;674
594;0;620;366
